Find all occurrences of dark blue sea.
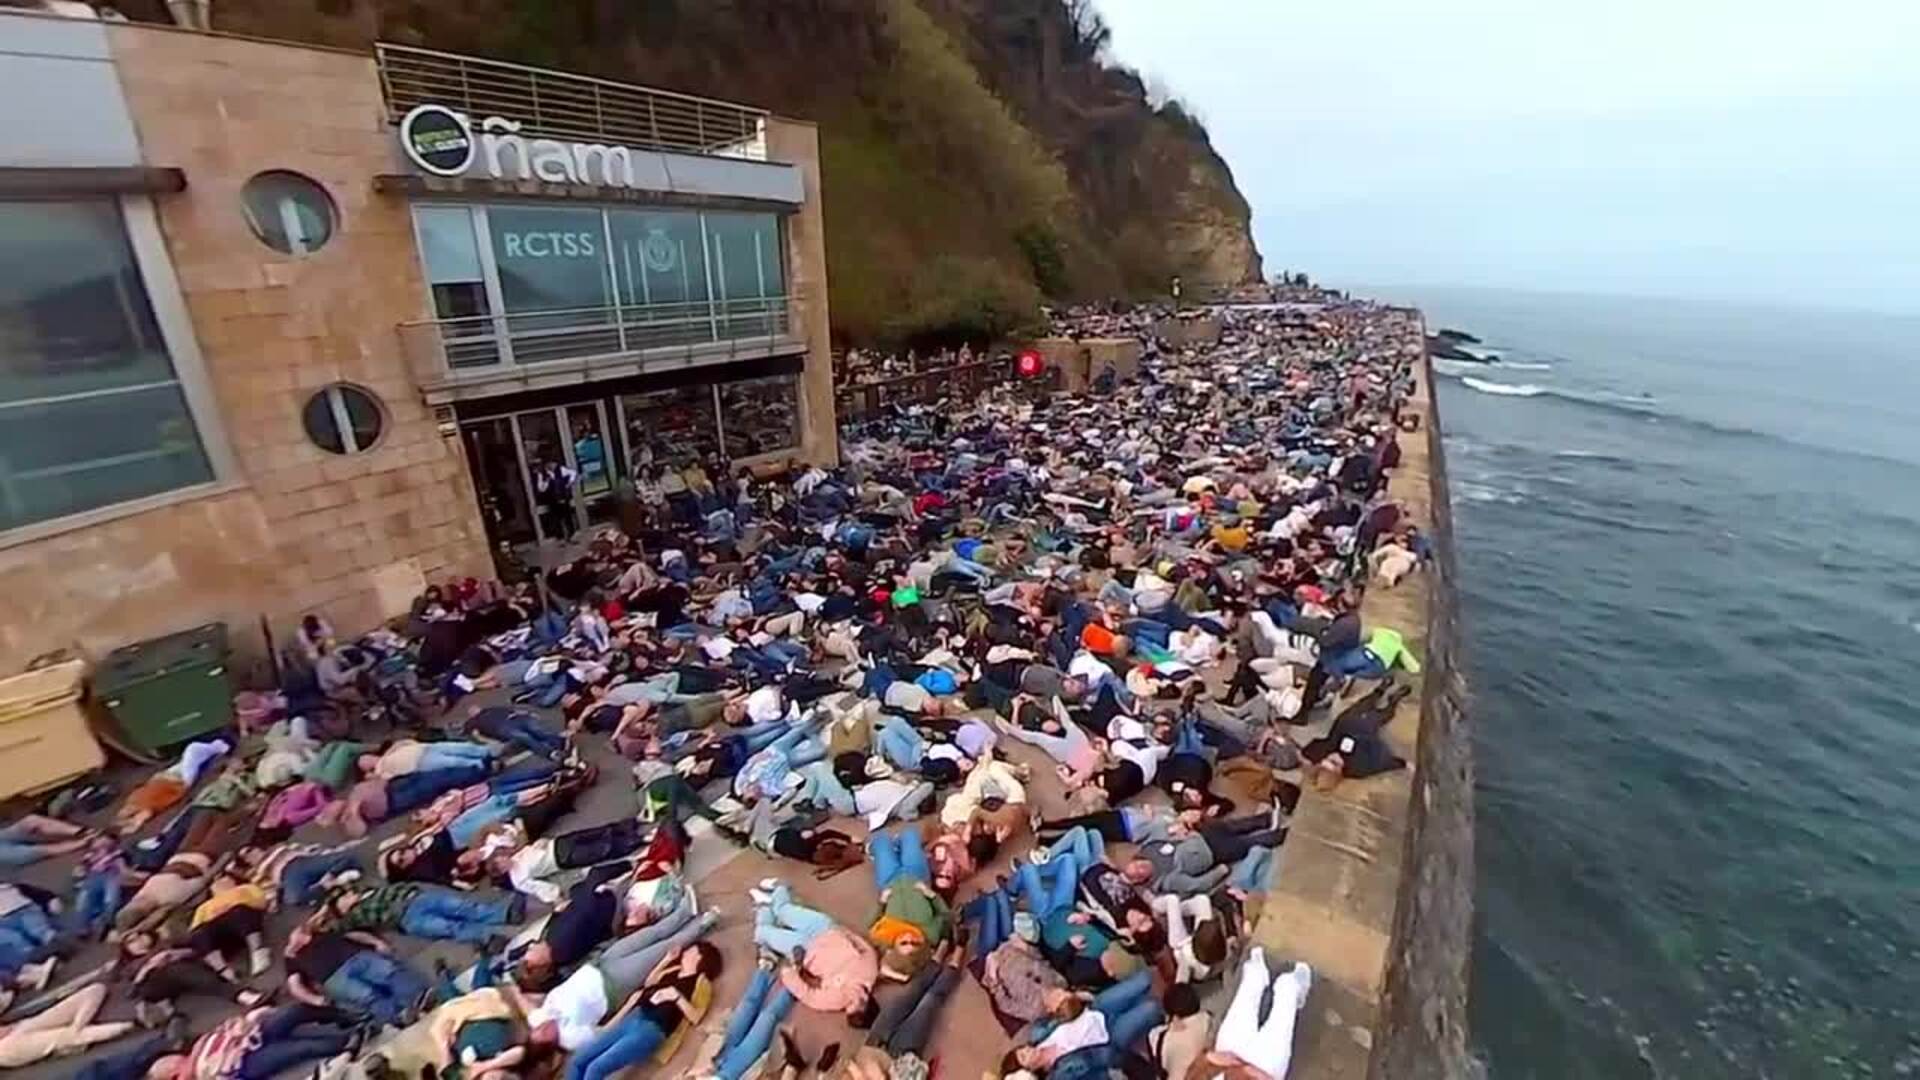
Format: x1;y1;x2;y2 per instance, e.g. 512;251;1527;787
1371;287;1920;1079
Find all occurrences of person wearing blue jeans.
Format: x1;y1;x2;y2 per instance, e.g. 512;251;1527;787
870;825;933;888
1018;851;1083;920
0;889;58;979
1042;825;1107;869
875;716;929;771
287;929;429;1026
752;884;833;958
1229;845;1277;893
765;724;828;769
565;941;721;1080
1123;617;1175;652
964;883;1016;959
397;887;521;944
384;763;493;816
1015;969;1165;1070
715;963;798;1080
0;815;88;867
411;740;499;774
280;849;364;907
1170;718;1210;759
793;760;858;815
465;705;571;759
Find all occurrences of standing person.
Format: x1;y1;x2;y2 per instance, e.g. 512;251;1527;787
535;459;580;542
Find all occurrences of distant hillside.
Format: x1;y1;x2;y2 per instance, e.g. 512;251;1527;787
122;0;1263;346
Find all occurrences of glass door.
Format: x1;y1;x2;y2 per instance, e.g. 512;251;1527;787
459;417;536;548
514;408;575;544
566;402;617;529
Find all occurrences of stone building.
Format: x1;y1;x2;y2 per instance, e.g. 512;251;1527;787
0;6;836;668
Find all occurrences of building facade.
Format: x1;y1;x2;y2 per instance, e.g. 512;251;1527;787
0;8;836;669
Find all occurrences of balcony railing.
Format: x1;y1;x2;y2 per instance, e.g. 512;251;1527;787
835;358;1027;424
399;295;795;389
376;43;769;162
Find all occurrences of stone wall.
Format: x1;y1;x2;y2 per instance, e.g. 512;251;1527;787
1369;350;1477;1080
1249;343;1475;1079
0;23;492;672
763;116;840;467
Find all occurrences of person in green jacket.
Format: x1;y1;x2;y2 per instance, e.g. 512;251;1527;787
865;826;950;981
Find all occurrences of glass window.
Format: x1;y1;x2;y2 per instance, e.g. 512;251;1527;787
718;375;800;457
413;205;489;320
608;209;709;310
620;386;720;471
704;212;783;301
241;171;337;255
486;205;611;316
302;384;385;455
0;199;212;531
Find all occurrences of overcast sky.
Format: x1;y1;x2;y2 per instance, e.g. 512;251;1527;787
1097;1;1920;313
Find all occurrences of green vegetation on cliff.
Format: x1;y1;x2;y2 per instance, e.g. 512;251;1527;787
130;0;1262;345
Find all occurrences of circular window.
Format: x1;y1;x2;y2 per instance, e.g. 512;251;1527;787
303;384;385;455
241;171;337;255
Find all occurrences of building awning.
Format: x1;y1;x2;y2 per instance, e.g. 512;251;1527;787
0;167;187;197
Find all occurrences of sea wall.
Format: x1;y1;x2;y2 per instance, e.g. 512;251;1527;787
1251;334;1476;1079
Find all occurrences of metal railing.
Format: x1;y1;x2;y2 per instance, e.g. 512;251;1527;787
834;357;1024;422
398;295;794;385
375;43;769;161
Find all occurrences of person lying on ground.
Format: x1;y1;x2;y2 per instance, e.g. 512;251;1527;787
0;813;93;868
1121;810;1287;896
358;737;498;781
511;863;634;990
562;940;722;1080
311;882;524;947
1000;971;1165;1080
524;906;720;1053
462;704;572;760
118;930;269;1029
0;982;136;1069
863;826;951;982
147;1003;362;1080
284;923;430;1027
1191;950;1312;1080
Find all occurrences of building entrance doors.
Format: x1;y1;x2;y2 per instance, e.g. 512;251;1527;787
460;401;620;555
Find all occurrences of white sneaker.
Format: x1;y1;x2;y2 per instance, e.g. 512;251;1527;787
748;887;773;905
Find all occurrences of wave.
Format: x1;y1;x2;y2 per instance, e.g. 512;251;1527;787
1461;376;1546;397
1498;360;1555;370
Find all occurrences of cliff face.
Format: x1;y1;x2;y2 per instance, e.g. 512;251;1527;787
119;0;1262;345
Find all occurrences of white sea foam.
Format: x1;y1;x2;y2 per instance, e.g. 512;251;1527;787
1462;376;1545;397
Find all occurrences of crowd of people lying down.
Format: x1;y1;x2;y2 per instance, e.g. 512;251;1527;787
0;298;1431;1080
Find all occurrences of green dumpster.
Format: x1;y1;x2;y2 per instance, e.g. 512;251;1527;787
95;622;234;754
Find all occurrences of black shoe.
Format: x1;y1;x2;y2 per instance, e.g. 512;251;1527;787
817;1043;841;1072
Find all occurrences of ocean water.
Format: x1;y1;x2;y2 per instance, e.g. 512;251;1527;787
1371;287;1920;1079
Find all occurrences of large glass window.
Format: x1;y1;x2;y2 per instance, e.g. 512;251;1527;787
409;202;789;368
704;212;783;302
719;375;801;458
0;199;212;532
487;205;617;363
620;387;720;471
